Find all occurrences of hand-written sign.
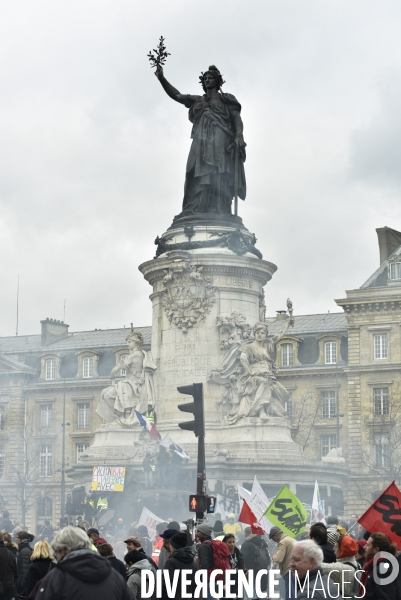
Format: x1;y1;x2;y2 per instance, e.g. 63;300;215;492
91;466;126;492
264;485;307;538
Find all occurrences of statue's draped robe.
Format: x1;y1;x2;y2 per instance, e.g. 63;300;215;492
181;92;246;214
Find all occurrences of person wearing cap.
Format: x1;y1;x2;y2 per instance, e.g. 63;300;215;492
321;534;360;597
157;524;180;569
125;549;155;600
223;514;242;537
87;527;107;546
196;523;214;571
124;536;158;570
270;526;295;600
161;532;197;600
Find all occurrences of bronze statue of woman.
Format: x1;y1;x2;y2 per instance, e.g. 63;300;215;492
155;65;246;217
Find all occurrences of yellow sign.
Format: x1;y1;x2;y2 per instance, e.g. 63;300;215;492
91;466;126;492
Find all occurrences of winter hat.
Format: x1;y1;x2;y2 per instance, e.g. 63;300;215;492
269;526;283;539
338;535;359;558
87;528;99;536
197;524;213;537
170;532;188;549
327;528;341;545
124;549;145;565
169;521;180;530
137;525;149;535
160;528;179;539
213;520;224;533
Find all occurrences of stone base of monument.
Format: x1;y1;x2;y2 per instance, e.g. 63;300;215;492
67;217;348;505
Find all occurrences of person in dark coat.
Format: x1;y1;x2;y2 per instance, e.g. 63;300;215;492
309;523;336;563
16;531;34;596
162;532;197;600
36;526;134;600
360;532;400;600
24;541;55;598
39;521;54;542
0;532;18;600
97;543;127;579
3;532;18;557
0;511;13;534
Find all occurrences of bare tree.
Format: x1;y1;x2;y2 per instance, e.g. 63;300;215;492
289;390;321;454
3;403;56;525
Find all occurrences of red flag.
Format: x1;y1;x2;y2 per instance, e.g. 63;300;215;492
358;481;401;549
238;500;265;535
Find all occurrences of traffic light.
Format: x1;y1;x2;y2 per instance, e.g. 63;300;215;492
177;382;205;437
207;496;216;514
189;494;207;513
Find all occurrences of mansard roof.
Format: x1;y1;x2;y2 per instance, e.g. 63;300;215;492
0;326;152;355
361;243;401;289
266;312;347;336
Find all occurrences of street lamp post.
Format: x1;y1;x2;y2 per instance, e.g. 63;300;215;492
60;379;70;524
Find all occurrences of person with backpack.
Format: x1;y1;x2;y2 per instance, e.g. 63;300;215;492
196;523;231;598
241;528;271;599
321;534;360;597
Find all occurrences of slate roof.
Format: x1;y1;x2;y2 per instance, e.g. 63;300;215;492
0;313;348;356
0;326;152;355
361;243;401;289
266;312;347;336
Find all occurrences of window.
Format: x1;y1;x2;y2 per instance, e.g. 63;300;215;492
285;395;293;418
77;443;90;461
281;344;293;367
78;403;90;429
120;354;129;376
37;497;52;530
40;405;53;429
39;445;52;477
322;391;336;419
374;334;388;359
375;435;390;468
45;359;56;381
321;434;337;457
0;445;4;478
0;406;4;430
374;388;389;416
325;342;337;364
389;262;401;280
83;357;94;378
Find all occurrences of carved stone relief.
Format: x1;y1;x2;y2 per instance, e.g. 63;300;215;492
162;256;216;333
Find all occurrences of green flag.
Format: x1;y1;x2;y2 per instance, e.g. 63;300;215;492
264;485;307;538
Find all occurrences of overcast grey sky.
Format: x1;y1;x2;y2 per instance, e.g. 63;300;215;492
1;0;401;337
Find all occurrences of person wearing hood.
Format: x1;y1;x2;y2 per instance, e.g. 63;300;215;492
125;549;155;600
321;534;360;597
223;514;242;537
35;526;134;600
162;532;197;600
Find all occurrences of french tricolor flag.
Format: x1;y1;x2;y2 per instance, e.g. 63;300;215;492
135;411;160;440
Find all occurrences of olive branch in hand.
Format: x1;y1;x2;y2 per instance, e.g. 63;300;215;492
147;36;170;69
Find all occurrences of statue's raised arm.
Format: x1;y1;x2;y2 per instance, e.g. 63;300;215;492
155;66;188;105
149;39;246;218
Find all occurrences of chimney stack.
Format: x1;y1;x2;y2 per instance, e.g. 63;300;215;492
376;227;401;265
41;318;69;346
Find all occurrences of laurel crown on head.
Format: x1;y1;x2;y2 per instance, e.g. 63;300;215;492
199;65;226;91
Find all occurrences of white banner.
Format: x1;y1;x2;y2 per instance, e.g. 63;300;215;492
249;476;273;534
138;507;164;541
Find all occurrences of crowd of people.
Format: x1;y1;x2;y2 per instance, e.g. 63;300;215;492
0;507;401;599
